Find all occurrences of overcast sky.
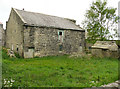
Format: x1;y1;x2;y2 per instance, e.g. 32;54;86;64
0;0;119;29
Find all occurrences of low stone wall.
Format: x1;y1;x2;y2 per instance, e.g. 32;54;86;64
92;48;119;58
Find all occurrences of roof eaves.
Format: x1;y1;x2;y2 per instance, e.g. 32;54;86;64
23;24;85;32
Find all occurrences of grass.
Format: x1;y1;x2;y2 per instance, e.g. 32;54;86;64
2;48;119;87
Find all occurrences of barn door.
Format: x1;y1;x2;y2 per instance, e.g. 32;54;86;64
28;47;34;58
79;43;82;53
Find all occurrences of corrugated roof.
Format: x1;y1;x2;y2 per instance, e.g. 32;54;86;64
14;8;84;31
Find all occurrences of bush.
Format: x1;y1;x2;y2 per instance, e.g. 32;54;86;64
2;47;23;59
14;52;22;58
2;47;10;59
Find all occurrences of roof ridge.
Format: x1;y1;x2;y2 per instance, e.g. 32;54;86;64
14;8;76;22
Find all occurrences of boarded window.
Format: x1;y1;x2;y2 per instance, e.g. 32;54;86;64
59;45;63;51
28;47;34;58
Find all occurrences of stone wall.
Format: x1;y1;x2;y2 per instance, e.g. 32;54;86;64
0;24;3;46
6;8;24;56
23;26;85;58
92;48;119;58
91;41;119;58
0;24;5;46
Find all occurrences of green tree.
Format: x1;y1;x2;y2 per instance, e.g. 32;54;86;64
82;0;118;43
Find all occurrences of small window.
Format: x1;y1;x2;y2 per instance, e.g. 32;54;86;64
16;44;19;51
80;43;82;46
25;26;28;29
58;30;64;42
59;32;62;35
17;48;18;51
59;45;63;51
12;44;13;50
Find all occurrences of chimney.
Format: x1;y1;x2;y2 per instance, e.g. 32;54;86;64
66;18;76;23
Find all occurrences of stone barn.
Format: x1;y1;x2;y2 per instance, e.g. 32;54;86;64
91;41;118;58
6;8;85;58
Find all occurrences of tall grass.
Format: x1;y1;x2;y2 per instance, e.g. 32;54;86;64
2;48;119;87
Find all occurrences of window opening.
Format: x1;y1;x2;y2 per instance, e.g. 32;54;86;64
59;45;63;51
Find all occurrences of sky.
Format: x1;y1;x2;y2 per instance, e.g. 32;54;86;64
0;0;119;29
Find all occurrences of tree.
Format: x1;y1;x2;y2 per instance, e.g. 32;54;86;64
82;0;118;43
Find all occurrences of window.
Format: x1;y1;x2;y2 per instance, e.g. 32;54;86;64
58;30;64;42
12;44;13;50
80;43;82;46
25;26;28;29
59;32;62;35
17;48;19;51
59;45;63;51
16;44;19;51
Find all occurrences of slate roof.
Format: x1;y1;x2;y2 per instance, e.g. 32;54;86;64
91;41;118;51
14;8;84;31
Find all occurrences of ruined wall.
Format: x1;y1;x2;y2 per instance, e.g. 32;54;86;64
23;26;85;58
92;48;119;58
6;8;24;56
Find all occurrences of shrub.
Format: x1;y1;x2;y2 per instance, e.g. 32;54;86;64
14;52;22;58
2;47;10;59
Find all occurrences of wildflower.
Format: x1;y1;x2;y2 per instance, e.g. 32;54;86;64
7;81;10;84
11;79;15;82
91;81;94;83
96;81;98;83
4;80;6;84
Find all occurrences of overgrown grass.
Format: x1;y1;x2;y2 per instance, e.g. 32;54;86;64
2;48;119;87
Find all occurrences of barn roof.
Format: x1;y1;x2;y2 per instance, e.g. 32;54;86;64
91;41;118;51
14;8;84;31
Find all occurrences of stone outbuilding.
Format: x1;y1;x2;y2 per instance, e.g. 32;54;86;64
6;8;85;58
91;41;119;58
